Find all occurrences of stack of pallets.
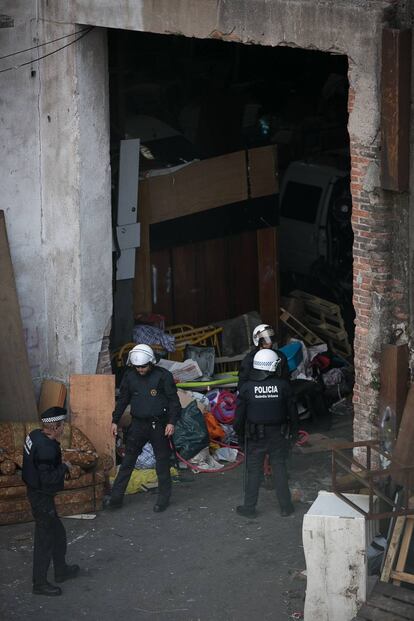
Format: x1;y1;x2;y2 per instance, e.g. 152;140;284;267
290;290;352;358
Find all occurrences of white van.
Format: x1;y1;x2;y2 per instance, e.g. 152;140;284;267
279;161;352;278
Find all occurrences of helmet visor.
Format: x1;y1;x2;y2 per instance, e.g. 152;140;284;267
258;328;274;345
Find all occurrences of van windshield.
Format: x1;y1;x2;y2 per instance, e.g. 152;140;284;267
281;181;322;223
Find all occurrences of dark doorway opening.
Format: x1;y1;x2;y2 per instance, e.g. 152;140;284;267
108;29;353;375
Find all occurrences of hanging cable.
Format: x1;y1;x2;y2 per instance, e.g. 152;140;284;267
0;26;92;62
0;26;94;75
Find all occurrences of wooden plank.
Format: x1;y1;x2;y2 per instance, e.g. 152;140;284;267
381;28;411;192
393;518;414;586
69;375;116;474
393;385;414;488
248;145;278;198
379;345;409;431
146;151;248;225
391;571;414;586
38;380;67;415
376;582;414;605
257;227;280;331
381;516;406;583
0;211;37;422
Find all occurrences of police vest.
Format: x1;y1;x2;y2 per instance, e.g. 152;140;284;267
22;429;65;493
124;367;171;419
240;376;291;425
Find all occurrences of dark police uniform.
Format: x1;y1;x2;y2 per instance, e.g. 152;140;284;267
238;348;290;389
110;365;181;507
22;428;69;587
234;373;298;513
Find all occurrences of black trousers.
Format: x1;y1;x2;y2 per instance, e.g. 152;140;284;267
244;426;293;512
291;379;330;427
111;417;172;504
27;489;67;586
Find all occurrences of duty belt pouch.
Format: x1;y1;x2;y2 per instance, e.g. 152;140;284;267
247;423;265;440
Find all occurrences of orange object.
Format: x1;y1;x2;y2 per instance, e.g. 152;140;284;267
204;411;225;442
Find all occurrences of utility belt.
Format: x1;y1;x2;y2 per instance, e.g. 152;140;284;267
130;413;168;427
246;422;289;441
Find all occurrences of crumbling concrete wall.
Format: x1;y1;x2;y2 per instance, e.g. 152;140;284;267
46;0;406;443
0;2;112;391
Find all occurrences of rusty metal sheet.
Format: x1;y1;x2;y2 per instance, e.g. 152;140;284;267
381;28;411;192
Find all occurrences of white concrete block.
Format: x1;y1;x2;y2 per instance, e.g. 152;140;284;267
303;491;377;621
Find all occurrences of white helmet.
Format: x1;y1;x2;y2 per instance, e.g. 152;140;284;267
127;344;156;366
252;324;275;347
253;349;280;373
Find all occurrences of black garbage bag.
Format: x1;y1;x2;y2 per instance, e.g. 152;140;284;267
173;401;209;460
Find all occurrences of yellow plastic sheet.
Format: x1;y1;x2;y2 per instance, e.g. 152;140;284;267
110;467;178;495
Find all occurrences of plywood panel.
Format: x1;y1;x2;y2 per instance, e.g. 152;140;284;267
171;245;200;326
228;231;259;318
248;145;278;198
197;238;229;325
392;383;414;488
257;227;280;331
146;151;248;225
69;375;115;470
151;248;174;323
0;211;37;421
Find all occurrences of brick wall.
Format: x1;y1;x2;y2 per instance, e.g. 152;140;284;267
349;84;410;451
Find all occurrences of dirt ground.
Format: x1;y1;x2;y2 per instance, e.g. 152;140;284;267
0;410;352;621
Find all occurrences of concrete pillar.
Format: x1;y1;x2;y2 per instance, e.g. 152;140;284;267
0;3;112;391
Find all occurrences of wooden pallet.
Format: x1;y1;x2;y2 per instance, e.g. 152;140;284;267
290;290;352;358
353;582;414;620
279;307;323;346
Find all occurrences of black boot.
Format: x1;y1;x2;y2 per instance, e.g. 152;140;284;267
236;505;257;518
55;564;80;583
32;582;62;596
280;505;295;517
153;498;170;513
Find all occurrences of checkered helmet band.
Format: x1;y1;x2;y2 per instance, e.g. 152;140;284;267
40;407;67;423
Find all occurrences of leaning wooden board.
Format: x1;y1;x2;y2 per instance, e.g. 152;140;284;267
69;375;116;474
0;211;37;421
392;384;414;489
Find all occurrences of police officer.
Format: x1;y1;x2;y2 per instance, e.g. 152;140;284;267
238;324;289;389
109;344;181;512
22;407;80;596
234;349;298;518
